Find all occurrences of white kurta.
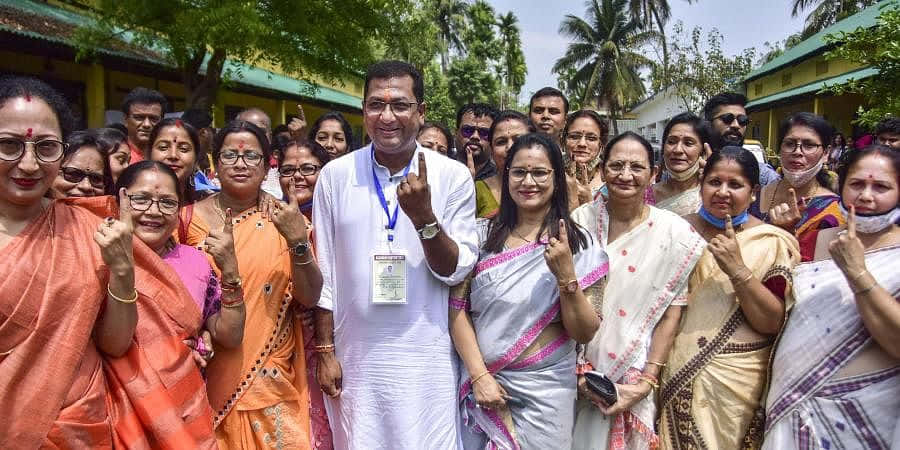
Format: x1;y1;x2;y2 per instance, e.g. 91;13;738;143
313;144;478;450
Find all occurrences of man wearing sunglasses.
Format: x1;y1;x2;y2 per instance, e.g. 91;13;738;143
454;103;498;181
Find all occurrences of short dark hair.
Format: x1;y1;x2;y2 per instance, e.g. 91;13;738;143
875;117;900;136
364;60;424;103
106;122;128;136
603;131;655;168
483;132;590;255
278;139;333;169
702;145;761;188
181;108;213;130
309;111;357;151
121;87;168;117
96;127;127;150
563;109;610;144
702;92;748;121
488;110;535;143
418;121;453;149
455;103;499;130
0;75;75;139
661;112;710;148
115;160;182;204
64;129;114;195
529;87;569;115
779;112;834;187
838;144;900;198
212;120;272;164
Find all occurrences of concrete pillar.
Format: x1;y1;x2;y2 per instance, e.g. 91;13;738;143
813;96;821;116
85;63;106;127
767;108;777;151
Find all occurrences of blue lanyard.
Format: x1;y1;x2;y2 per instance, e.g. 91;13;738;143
371;148;413;241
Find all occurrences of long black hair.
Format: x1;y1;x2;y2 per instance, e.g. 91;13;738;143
309;111;357;151
482;133;590;255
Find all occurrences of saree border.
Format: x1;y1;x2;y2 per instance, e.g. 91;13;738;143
474;241;542;275
506;332;570;370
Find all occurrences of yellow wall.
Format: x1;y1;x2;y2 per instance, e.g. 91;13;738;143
747;55;863;101
747;93;864;150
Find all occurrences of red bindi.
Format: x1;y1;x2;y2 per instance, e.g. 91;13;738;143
238;140;245;149
24;93;31;102
25;128;32;138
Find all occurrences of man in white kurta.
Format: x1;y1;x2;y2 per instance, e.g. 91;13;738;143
312;61;477;449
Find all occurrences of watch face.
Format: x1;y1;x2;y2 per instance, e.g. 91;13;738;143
420;223;439;239
293;242;310;255
566;280;579;293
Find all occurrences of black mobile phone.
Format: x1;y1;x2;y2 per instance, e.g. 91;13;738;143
584;371;618;405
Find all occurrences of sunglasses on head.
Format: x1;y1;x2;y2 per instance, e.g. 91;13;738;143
461;125;490;140
60;166;105;188
715;113;750;127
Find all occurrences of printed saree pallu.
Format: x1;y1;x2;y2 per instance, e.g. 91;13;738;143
658;224;800;450
453;220;609;450
763;245;900;450
188;210;311;450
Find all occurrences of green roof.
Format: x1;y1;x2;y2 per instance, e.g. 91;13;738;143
745;66;878;109
744;0;894;82
0;0;361;110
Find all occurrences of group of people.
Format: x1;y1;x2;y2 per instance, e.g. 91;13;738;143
0;58;897;450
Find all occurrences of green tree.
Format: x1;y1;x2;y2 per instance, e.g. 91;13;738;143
423;63;456;128
660;22;758;113
381;1;442;71
447;56;501;108
792;0;879;38
74;0;410;111
428;0;469;74
822;2;900;127
554;0;657;133
497;12;527;109
759;32;804;65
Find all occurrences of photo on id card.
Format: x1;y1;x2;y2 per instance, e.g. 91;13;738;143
371;252;407;304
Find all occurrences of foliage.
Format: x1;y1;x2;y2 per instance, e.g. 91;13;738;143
423;63;456;128
497;12;528;108
655;22;758;114
427;0;469;74
446;56;501;108
380;2;443;71
792;0;879;38
74;0;411;110
553;0;657;132
822;2;900;127
758;32;804;65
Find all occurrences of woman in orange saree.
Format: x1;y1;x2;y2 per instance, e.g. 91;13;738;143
185;120;322;449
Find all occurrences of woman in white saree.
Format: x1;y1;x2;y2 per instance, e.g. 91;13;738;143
652;112;711;217
763;145;900;449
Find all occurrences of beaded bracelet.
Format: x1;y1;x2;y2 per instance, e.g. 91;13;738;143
108;285;138;304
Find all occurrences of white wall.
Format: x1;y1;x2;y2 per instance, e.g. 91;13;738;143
628;86;688;145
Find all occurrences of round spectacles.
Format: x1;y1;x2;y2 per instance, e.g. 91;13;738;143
364;100;418;116
126;194;180;215
279;164;321;177
0;138;66;163
219;150;263;166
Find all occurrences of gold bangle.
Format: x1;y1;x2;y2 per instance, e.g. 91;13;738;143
646;361;666;367
853;279;877;296
293;254;316;266
849;270;869;284
314;344;335;354
731;270;753;286
471;371;491;384
107;285;138;304
638;375;659;389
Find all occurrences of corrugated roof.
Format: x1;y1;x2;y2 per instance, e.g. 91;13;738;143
0;0;361;109
744;0;894;82
745;66;878;109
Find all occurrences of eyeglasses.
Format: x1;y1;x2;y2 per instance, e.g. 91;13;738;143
714;113;750;127
566;133;601;143
0;138;66;163
219;150;263;166
126;194;180;215
461;125;490;140
279;163;321;177
781;139;824;154
364;100;418;115
60;167;105;188
606;161;649;174
508;167;553;183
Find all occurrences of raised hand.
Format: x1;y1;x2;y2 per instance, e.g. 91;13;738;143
267;194;309;246
768;187;806;230
473;373;508;410
94;188;135;274
544;219;577;283
829;205;867;278
206;207;239;277
398;152;435;229
708;214;748;279
288;104;307;141
465;148;476;179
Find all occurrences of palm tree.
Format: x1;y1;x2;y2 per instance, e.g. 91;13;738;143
792;0;878;38
497;11;527;109
553;0;658;134
428;0;469;74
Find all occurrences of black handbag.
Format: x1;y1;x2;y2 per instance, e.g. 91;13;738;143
584;371;618;405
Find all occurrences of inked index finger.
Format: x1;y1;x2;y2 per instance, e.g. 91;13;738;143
117;187;134;227
223;208;234;234
297;104;306;121
724;214;735;237
788;188;799;210
558;219;569;245
847;205;856;239
418;152;427;182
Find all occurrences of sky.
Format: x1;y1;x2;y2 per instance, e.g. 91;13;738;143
486;0;808;99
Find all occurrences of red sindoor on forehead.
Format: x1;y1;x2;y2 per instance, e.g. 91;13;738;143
175;119;183;128
25;128;33;138
238;140;245;149
24;93;31;102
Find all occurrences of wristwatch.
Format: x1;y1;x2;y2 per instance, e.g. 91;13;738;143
558;279;579;294
417;222;441;240
289;240;311;257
